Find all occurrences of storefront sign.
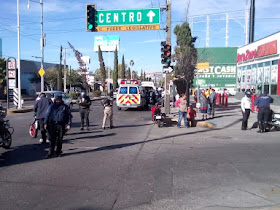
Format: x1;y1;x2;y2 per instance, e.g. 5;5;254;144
236;40;278;63
195;65;236;88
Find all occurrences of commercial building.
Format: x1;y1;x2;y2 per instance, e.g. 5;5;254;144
236;31;280;96
193;47;238;91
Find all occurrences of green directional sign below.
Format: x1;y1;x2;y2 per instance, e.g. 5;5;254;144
94;8;160;32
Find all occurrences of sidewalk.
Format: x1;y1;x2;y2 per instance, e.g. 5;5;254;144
168;96;280;129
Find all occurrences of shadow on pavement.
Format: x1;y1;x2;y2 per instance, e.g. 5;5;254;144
65;133;116;143
0;143;49;168
0;132;115;167
62;119;242;157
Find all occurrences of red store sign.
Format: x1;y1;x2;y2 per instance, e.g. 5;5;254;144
236;40;277;63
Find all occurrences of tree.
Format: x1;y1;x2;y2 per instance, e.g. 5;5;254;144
120;55;126;79
98;46;106;92
29;73;41;84
113;46;118;89
140;69;143;81
0;58;6;98
173;22;197;104
127;67;131;79
132;71;138;80
143;71;146;81
45;67;59;90
67;69;82;86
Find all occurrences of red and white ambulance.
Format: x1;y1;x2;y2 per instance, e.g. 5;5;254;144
116;80;145;110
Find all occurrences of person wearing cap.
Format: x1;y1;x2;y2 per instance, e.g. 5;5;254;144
241;91;252;130
101;92;114;129
33;92;52;143
77;91;91;130
44;95;72;158
253;91;274;133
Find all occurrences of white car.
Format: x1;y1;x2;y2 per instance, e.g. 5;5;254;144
216;88;230;95
36;91;73;108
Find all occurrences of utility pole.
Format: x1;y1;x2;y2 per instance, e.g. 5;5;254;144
225;13;229;47
245;0;249;45
249;0;255;43
206;15;210;47
58;46;62;91
40;0;44;92
164;0;171;114
64;48;67;93
17;0;22;109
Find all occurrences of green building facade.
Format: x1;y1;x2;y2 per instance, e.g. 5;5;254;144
193;47;238;89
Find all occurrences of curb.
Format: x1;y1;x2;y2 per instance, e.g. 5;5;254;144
7;97;104;114
170;118;216;128
7;108;33;114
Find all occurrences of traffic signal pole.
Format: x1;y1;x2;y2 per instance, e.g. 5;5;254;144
164;0;171;114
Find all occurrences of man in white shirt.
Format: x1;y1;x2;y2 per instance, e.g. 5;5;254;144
241;91;252;130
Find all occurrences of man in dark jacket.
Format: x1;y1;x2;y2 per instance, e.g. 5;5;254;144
34;93;52;143
44;95;72;158
77;91;91;130
253;91;274;133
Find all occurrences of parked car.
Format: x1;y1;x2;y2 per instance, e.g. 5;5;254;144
113;89;118;99
216;88;236;96
216;88;230;95
36;91;73;109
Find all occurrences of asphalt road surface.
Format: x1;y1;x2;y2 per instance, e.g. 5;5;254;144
1;100;280;210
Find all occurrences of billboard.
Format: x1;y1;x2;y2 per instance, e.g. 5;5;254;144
94;35;119;52
193;47;238;89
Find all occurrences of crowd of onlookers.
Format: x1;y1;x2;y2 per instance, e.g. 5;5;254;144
174;85;217;128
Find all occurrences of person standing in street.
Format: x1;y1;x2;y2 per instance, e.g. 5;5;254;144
241;91;252;130
44;95;72;158
33;92;52;143
194;85;202;103
77;91;91;130
174;94;188;128
102;92;114;130
253;91;274;133
199;92;209;120
208;89;217;119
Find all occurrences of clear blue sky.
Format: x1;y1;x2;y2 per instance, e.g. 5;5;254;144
1;0;280;74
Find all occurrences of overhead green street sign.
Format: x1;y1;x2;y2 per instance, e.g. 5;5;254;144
95;8;160;32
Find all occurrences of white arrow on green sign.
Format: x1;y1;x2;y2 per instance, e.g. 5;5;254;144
96;8;160;26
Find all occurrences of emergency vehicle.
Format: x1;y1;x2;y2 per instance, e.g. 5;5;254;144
116;80;145;110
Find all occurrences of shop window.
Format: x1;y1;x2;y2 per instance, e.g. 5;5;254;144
264;85;269;94
271;85;277;95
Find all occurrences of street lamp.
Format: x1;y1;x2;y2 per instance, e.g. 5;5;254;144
27;0;45;92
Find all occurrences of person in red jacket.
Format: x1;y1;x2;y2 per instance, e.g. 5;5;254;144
187;105;196;127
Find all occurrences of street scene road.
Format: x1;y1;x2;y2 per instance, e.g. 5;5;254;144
1;99;280;210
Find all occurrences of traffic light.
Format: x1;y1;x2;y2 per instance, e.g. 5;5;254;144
161;41;171;67
86;4;96;32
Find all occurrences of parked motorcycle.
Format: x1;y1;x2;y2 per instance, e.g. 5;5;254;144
151;101;166;128
0;103;14;149
266;110;280;131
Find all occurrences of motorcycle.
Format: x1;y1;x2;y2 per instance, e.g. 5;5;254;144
151;100;166;127
0;103;14;149
266;110;280;131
